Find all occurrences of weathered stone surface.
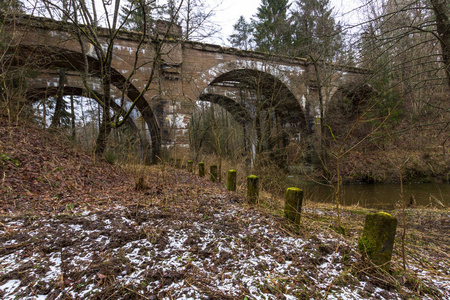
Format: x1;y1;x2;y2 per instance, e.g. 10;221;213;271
247;175;259;204
210;165;218;182
175;159;181;169
284;187;303;224
358;212;398;270
227;170;237;191
198;162;205;177
7;16;368;161
187;160;193;172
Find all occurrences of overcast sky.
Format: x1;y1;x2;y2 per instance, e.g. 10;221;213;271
210;0;363;45
26;0;363;46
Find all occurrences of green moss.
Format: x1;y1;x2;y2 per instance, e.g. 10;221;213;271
0;153;20;167
284;187;303;224
227;170;237;191
348;209;369;215
333;225;347;236
358;211;398;270
175;159;181;168
187;160;193;172
210;165;218;182
198;162;205;177
247;175;259;204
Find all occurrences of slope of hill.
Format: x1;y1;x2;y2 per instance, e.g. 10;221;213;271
0;118;147;213
0;118;448;299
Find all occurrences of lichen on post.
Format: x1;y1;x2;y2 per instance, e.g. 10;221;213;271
210;165;218;182
227;169;237;191
198;162;205;177
247;175;259;204
284;187;303;224
187;160;193;172
358;211;398;270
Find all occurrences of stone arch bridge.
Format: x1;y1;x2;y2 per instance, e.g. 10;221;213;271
4;16;369;163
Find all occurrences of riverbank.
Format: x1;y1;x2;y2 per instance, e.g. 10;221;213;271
335;149;450;184
1;120;449;298
1;163;449;299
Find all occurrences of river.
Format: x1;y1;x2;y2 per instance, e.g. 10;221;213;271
285;177;449;209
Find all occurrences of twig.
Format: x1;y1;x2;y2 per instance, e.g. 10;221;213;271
1;241;32;250
124;286;151;299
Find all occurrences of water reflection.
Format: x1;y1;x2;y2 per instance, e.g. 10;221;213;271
287;179;449;209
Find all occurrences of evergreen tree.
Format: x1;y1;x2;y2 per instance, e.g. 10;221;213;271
290;0;343;61
0;0;23;14
251;0;292;55
120;0;156;33
228;16;253;50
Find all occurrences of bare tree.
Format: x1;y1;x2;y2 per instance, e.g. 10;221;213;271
165;0;220;42
33;0;184;161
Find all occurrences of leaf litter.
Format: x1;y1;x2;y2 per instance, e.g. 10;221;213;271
1;120;449;299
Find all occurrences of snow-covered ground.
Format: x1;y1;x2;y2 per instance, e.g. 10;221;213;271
1;188;448;299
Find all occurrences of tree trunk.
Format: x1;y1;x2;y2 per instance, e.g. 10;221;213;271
312;58;328;172
430;0;450;89
42;99;47;129
70;95;76;140
95;70;112;155
95;109;112;155
49;68;66;129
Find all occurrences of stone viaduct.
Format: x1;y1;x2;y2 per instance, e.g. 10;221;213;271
4;16;369;163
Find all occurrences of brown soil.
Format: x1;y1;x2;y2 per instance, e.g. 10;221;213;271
0;119;448;299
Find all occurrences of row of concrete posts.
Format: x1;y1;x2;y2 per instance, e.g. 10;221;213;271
182;159;398;271
183;160;304;225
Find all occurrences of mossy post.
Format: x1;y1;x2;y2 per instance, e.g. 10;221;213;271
358;212;398;270
210;165;218;182
187;160;193;172
247;175;259;204
227;170;237;191
175;158;181;169
198;162;205;177
284;187;303;224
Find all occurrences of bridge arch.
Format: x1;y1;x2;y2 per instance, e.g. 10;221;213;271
326;83;378;119
198;67;307;132
189;66;307;166
324;82;380;145
198;93;252;125
27;86;153;163
194;59;306;107
9;45;161;162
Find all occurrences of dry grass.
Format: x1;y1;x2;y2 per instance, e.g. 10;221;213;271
1;118;448;298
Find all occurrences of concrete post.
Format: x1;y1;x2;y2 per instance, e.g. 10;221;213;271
227;170;237;191
247;175;259;204
358;212;398;270
198;162;205;177
187;160;193;172
210;165;218;182
284;187;303;224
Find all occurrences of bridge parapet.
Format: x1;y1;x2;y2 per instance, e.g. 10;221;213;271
4;15;371;160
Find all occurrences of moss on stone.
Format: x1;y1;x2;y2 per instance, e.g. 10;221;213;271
247;175;259;204
227;170;237;191
187;160;193;172
210;165;218;182
198;162;205;177
358;211;398;270
284;187;303;224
